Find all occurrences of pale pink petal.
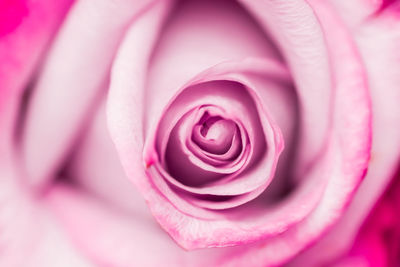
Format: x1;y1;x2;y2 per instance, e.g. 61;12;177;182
0;166;91;267
289;1;400;265
44;183;227;267
69;96;149;214
23;208;93;267
20;0;157;188
213;0;371;265
239;0;333;177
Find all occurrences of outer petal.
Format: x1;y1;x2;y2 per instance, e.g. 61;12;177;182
0;163;92;267
44;183;225;267
20;0;158;188
239;0;333;176
0;1;91;266
289;1;400;265
214;0;370;265
69;96;148;214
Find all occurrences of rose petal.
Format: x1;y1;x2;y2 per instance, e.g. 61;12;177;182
68;96;149;214
218;0;371;265
0;2;89;265
239;0;333;178
44;183;226;267
288;1;400;265
20;0;158;189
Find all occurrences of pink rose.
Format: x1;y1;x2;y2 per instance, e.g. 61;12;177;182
1;0;399;266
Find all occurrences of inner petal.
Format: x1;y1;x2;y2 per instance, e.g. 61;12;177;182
156;81;265;188
192;114;237;155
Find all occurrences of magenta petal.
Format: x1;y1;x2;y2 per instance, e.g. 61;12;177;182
0;0;28;37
